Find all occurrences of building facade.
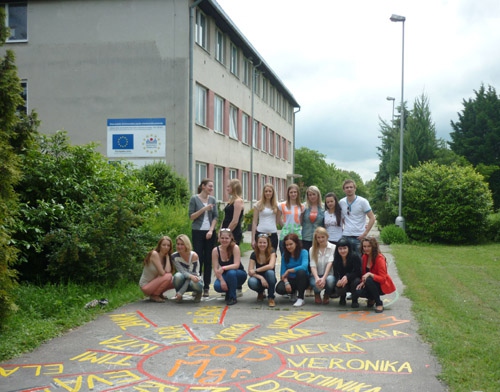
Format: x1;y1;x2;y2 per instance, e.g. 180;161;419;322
2;0;299;202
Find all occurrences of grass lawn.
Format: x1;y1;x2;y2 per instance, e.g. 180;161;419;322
392;242;500;392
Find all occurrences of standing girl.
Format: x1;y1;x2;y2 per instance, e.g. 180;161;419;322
172;234;203;303
212;229;248;306
247;234;277;307
139;236;175;303
324;192;343;244
275;233;309;307
301;185;325;252
251;183;280;251
353;237;396;313
189;178;218;297
309;227;335;304
278;184;304;257
222;179;244;245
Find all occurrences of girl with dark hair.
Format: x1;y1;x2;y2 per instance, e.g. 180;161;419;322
212;229;247;306
275;233;309;307
139;236;175;303
324;192;343;244
353;237;396;313
189;178;218;297
333;237;362;306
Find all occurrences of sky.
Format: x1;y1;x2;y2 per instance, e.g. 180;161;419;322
216;0;500;182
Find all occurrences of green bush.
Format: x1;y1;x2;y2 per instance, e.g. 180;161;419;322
136;161;190;205
146;201;192;240
12;131;158;283
380;224;409;244
390;162;493;244
486;212;500;242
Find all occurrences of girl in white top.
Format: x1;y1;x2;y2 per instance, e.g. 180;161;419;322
251;183;280;251
324;192;343;244
278;183;304;256
139;236;175;303
309;227;335;305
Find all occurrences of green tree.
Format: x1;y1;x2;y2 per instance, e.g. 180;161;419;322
387;162;493;243
449;84;500;166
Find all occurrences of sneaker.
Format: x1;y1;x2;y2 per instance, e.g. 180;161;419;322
351;301;360;308
346;292;352;300
237;289;243;297
257;292;265;302
203;289;209;298
314;293;322;304
226;298;237;306
293;298;304;307
268;298;276;307
339;296;347;306
193;292;202;303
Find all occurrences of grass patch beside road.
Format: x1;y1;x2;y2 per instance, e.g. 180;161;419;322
392;243;500;392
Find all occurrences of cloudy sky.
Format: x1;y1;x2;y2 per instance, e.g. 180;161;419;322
216;0;500;182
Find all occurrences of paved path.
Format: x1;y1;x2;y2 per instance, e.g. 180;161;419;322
1;228;448;392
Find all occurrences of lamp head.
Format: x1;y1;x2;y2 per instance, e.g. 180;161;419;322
390;14;406;22
386;96;395;101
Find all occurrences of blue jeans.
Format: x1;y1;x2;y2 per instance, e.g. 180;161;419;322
309;274;335;296
213;269;247;301
248;270;277;299
173;272;203;295
343;236;361;256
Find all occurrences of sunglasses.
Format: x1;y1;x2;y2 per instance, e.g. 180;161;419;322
347;205;351;215
257;233;269;238
220;228;231;232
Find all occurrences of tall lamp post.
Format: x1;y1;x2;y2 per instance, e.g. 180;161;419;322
390;13;406;230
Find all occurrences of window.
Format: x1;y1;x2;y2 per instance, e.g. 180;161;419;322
262;78;268;103
195;162;208;187
242;171;249;200
214;166;224;201
229;105;238;139
241;113;249;144
229;169;237;179
252;173;258;201
269;130;274;155
214;95;224;133
261;125;267;152
2;3;27;42
215;30;225;63
253;71;260;96
287;141;292;162
195;84;207;126
195;9;208;49
270;86;276;109
261;175;267;193
243;58;251;86
277;93;282;115
282;138;287;160
252;120;258;148
276;133;281;157
230;43;238;76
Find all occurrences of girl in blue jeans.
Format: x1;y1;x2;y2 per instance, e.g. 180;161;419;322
212;229;247;306
248;234;277;307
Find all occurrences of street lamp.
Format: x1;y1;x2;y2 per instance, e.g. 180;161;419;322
386;96;395;124
390;13;405;230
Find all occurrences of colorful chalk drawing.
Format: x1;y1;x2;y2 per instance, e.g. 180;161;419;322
0;298;414;392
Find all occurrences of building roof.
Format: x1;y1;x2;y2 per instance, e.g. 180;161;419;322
200;0;300;109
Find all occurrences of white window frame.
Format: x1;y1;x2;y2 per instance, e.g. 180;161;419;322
195;84;207;126
243;58;251;86
253;71;261;96
214;95;224;133
195;9;208;49
241;113;249;144
195;162;208;188
269;129;274;155
242;171;249;201
261;125;267;152
276;133;281;157
229;169;237;179
252;120;258;148
2;2;27;42
262;78;268;103
252;173;258;201
214;166;224;201
229;105;238;139
287;141;292;163
215;29;225;64
230;43;238;76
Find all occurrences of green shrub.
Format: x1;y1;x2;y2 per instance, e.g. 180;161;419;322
136;161;190;205
486;212;500;242
380;224;409;244
146;201;192;240
390;162;493;244
12;131;157;283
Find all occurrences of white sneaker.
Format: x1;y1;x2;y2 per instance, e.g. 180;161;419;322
293;298;304;307
346;292;352;300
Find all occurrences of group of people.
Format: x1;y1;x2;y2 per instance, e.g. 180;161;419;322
139;178;395;312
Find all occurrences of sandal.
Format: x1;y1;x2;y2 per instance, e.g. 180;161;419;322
322;295;330;305
174;294;183;303
150;295;165;303
375;305;384;313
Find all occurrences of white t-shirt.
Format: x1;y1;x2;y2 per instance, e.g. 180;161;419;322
340;195;372;237
255;206;278;233
324;212;343;242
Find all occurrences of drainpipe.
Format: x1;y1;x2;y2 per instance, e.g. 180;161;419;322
189;0;204;192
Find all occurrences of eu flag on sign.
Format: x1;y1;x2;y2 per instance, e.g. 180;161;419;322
112;134;134;150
